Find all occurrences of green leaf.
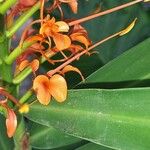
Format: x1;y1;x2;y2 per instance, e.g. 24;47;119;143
76;143;114;150
13;116;31;150
29;121;82;149
0;114;14;150
26;88;150;150
84;38;150;88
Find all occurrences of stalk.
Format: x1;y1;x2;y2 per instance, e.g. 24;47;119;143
0;15;12;82
68;0;143;26
5;41;34;65
0;0;17;15
6;1;41;38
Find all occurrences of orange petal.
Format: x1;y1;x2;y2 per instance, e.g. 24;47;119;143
6;109;17;138
55;21;69;32
49;74;67;102
27;35;44;42
33;75;51;105
70;33;91;48
53;33;71;50
30;59;39;72
61;65;84;81
18;60;29;71
68;0;78;14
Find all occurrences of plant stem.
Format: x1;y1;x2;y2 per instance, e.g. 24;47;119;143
19;90;33;104
68;0;143;26
0;0;17;15
0;15;12;82
6;1;41;38
5;41;34;65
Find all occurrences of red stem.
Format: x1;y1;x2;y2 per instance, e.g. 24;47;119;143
68;0;143;26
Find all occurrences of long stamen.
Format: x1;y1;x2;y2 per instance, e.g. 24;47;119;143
68;0;143;26
40;0;45;26
47;31;121;77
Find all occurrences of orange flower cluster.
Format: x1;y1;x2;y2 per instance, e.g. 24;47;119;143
15;1;92;105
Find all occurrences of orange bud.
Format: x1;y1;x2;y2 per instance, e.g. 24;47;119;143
6;109;17;138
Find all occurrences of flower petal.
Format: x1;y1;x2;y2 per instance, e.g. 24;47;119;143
49;74;67;102
55;21;69;32
68;0;78;14
61;65;84;81
33;75;51;105
6;109;17;138
53;33;71;50
70;33;91;48
30;59;39;72
18;60;29;71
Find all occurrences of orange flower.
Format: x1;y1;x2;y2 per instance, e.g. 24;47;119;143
39;17;71;50
33;74;67;105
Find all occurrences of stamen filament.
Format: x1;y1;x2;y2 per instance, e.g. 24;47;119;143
47;31;121;77
68;0;143;26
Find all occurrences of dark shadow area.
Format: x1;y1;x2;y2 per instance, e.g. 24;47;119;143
75;79;150;89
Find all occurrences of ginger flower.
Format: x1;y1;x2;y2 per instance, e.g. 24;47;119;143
39;17;71;51
33;74;67;105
